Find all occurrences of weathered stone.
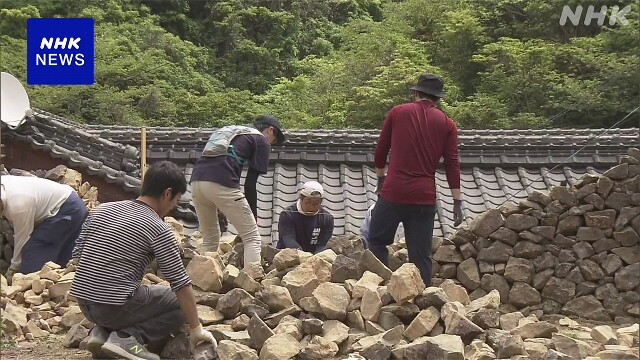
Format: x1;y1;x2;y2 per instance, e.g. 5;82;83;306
489;227;519;245
359;250;393;281
415;287;449;309
606;192;632;211
231;314;250;331
573;241;595;259
326;235;365;258
61;306;85;328
312;282;349;321
509;282;541;308
566;266;585;283
465;290;501;316
263;305;302;328
477;241;513;263
616;207;640;231
465;339;497;360
259;285;295;313
546;200;569;214
614;263;640;291
281;256;332;303
551;186;577;206
505;214;539;232
480;274;509;303
441;279;470;305
63;323;88;348
450;227;479;246
499;312;524;332
511;321;557;339
504;257;534;283
273;316;303;341
528;191;552;206
442;309;484;344
457;258;481;290
403;334;465;360
611;245;640;265
198;305;224;325
404;307;440;341
218;340;259;360
388;263;426;304
604;163;629;179
562;295;610;321
470;308;500;330
497;335;527;358
584;209;617;229
322;320;349;345
593;238;621;253
439;263;458;279
575;259;604;282
576;182;597;200
459;243;478;259
469;209;505;238
216;288;252;319
542;277;575;304
434;245;464;263
187;254;224;292
553;333;596;359
351;271;384;299
478;261;494;274
259;333;302;360
614;226;640;247
553;234;577;249
359;288;383;323
331;254;360;283
591;325;617;345
556;216;582;236
513;241;544;259
302;335;339;360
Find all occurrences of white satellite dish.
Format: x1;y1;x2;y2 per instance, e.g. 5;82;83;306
1;72;31;128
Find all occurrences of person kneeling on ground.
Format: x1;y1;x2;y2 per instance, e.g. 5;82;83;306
0;174;87;283
69;161;216;360
277;181;334;254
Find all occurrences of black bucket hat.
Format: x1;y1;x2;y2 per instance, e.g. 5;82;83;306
410;73;444;98
255;115;285;145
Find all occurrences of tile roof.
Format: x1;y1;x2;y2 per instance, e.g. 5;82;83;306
3;109;638;242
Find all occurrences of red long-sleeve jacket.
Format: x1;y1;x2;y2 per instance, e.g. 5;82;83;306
374;100;460;205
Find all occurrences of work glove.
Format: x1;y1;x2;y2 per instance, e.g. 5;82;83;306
5;267;15;285
375;176;386;194
189;324;217;351
453;199;464;227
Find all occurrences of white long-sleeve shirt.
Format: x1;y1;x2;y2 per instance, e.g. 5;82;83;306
360;204;375;242
0;175;73;270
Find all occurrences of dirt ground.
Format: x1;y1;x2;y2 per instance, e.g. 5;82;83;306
1;335;92;360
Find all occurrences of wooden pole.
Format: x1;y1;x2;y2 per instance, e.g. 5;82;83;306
141;127;147;180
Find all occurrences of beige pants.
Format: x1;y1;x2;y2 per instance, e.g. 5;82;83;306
191;181;261;267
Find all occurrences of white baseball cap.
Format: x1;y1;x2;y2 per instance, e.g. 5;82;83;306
300;181;324;198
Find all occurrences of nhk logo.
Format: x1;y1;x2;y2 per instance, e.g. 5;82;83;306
27;18;94;85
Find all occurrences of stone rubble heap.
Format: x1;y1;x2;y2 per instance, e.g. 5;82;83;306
1;150;639;360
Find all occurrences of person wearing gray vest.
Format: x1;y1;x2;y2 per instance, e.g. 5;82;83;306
190;115;285;272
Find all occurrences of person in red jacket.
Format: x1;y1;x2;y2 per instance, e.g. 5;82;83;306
368;73;463;287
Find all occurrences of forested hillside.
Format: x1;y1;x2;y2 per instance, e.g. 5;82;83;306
1;0;638;129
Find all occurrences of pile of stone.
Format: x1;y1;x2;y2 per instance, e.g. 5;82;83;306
1;151;639;359
2;241;639;359
0;165;99;273
406;147;640;324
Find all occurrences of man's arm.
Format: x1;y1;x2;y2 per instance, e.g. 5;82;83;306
278;211;302;249
246;136;271;219
443;119;461;199
8;207;36;271
72;213;92;262
244;168;259;218
175;284;199;328
315;213;334;253
374;110;394;177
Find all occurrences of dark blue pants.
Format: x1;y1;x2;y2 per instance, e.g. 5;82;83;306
368;196;436;287
21;192;88;273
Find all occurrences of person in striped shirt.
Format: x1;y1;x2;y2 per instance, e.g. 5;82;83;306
70;162;215;360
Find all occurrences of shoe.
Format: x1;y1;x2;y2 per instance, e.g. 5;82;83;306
100;332;160;360
86;325;112;359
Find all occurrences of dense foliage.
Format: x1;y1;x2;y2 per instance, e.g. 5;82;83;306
1;0;638;129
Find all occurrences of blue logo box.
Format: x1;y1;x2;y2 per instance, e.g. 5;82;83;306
27;18;94;85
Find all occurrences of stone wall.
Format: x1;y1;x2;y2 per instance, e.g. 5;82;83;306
416;148;640;323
